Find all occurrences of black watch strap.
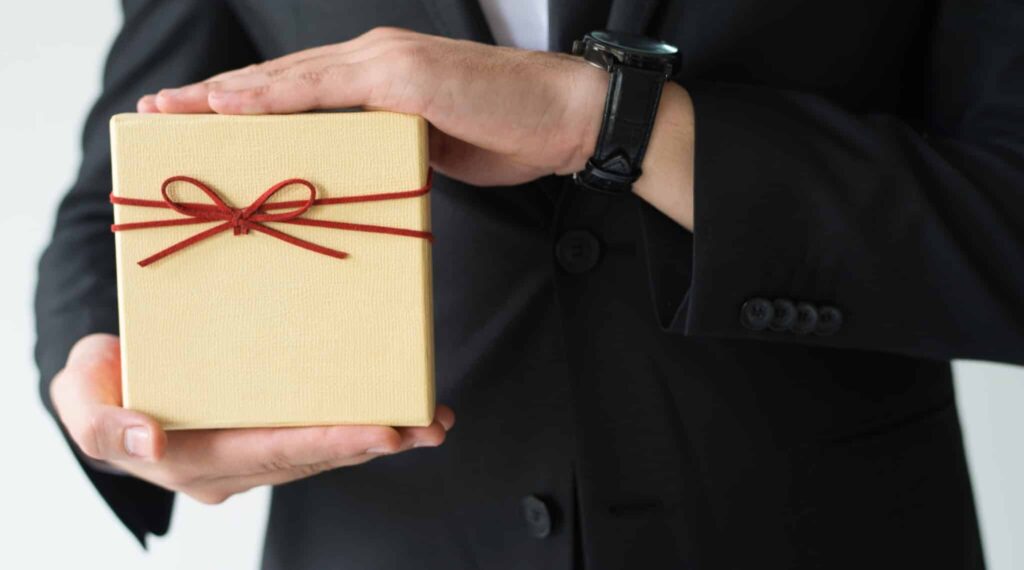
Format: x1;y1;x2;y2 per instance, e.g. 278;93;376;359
574;65;668;194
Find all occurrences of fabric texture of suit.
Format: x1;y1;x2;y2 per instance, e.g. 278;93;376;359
35;0;1024;568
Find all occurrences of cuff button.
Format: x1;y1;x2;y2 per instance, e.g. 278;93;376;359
769;299;797;331
740;298;774;331
815;306;843;335
791;303;819;335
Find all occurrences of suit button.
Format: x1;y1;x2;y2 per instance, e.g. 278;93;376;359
815;306;843;335
769;299;796;331
521;495;553;539
791;303;819;335
555;230;601;273
740;298;774;331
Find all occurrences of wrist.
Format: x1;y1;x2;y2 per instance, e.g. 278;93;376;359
632;82;695;230
559;60;610;176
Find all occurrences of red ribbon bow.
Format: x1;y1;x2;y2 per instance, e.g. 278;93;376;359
110;173;433;267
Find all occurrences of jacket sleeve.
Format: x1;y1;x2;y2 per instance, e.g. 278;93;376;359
641;0;1024;364
34;0;259;545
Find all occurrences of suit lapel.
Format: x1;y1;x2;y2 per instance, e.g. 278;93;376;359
420;0;495;43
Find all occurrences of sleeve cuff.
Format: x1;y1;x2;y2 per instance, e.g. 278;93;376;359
638;80;850;342
36;309;175;547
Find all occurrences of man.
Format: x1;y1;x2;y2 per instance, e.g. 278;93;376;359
35;0;1023;568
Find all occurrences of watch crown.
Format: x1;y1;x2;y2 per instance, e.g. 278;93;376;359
571;39;584;55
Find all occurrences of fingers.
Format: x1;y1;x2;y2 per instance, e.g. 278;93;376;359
53;333;457;505
167;404;454;479
137;94;158;113
433;405;456;432
52;334;168;463
173;406;456;503
209;59;382;114
143;27;419;114
153;82;220;114
59;333;122;405
395;416;450;450
70;404;166;463
178;447;381;505
164;423;404;479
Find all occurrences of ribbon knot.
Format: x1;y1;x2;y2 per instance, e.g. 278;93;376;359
230;210;248;235
110;172;433;267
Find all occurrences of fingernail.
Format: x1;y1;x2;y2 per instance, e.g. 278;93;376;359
158;87;181;98
438;416;454;432
366;446;393;454
124;426;152;459
412;441;439;448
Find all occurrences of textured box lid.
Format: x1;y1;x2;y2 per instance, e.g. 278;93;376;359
110;112;434;429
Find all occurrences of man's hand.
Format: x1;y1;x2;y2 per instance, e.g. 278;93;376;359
141;27;696;229
51;334;453;505
142;28;608;187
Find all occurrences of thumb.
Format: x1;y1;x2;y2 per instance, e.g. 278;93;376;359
51;334;167;462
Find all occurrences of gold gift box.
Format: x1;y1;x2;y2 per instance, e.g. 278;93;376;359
110;112;434;429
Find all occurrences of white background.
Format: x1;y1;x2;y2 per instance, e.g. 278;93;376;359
1;3;1022;569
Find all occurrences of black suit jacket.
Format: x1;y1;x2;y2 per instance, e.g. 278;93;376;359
36;0;1024;568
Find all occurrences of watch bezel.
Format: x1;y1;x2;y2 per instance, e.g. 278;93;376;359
572;31;680;75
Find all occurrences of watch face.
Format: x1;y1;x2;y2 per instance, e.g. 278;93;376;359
589;30;678;57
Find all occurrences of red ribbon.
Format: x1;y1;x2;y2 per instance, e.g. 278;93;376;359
110;172;433;267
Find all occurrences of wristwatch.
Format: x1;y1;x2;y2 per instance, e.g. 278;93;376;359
572;31;680;195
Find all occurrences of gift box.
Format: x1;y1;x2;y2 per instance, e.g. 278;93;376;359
109;112;435;429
